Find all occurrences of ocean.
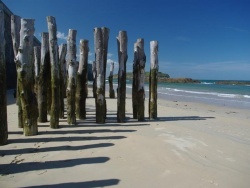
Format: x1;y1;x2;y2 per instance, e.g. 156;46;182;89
112;79;250;110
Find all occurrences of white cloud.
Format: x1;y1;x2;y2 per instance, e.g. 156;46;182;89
89;52;93;56
57;31;67;40
107;58;117;64
107;53;113;57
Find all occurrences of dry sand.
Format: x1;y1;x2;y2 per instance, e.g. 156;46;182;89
1;89;250;188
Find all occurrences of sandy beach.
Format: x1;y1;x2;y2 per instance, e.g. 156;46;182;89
1;88;250;188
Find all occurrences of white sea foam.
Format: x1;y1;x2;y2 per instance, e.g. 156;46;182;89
244;95;250;98
201;82;215;85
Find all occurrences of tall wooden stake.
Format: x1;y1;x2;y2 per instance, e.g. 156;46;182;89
117;31;128;122
59;44;67;119
34;46;41;95
102;27;109;119
11;14;23;128
134;38;146;121
132;42;138;119
15;18;38;136
94;27;106;123
37;32;50;122
66;29;77;125
47;16;60;129
149;41;158;119
92;61;97;98
76;39;89;119
0;5;8;144
108;62;115;98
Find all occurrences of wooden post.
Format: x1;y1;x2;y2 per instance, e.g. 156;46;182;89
37;32;50;123
0;4;8;144
47;16;60;129
102;27;109;119
117;31;128;123
94;27;106;123
132;42;138;119
15;18;38;136
134;38;146;121
34;46;41;95
11;14;23;128
59;44;67;119
76;40;88;119
92;61;97;98
66;29;77;125
108;62;115;98
149;41;158;119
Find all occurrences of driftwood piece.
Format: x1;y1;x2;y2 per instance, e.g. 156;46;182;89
108;62;115;98
0;4;8;144
11;14;23;128
149;41;158;119
94;27;106;123
66;29;77;125
47;16;60;128
133;38;146;121
117;31;128;122
15;18;38;136
59;44;67;119
76;39;89;119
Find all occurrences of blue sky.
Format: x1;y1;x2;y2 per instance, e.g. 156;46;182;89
3;0;250;80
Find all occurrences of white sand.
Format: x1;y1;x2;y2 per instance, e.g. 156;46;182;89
1;89;250;187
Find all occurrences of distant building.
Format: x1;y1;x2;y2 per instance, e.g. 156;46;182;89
0;1;41;89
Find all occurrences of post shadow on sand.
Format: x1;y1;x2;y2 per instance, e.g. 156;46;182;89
126;116;215;122
0;157;110;175
0;143;114;156
21;179;120;188
8;135;127;144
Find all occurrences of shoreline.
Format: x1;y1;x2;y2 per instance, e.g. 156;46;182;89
1;89;250;187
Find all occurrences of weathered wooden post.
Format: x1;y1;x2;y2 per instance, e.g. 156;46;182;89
134;38;146;121
47;16;60;128
34;46;41;95
66;29;77;125
132;43;138;119
94;27;106;123
11;14;23;128
15;18;38;135
108;62;115;98
149;41;158;119
117;31;128;122
0;4;8;144
92;61;97;98
37;32;50;123
102;27;109;119
59;44;67;119
76;39;89;119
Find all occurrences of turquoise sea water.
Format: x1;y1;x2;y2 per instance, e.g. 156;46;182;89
113;79;250;110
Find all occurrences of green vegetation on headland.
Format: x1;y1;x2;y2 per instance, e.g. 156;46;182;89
113;72;200;83
215;81;250;85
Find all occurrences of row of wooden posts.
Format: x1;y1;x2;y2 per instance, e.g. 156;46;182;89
0;10;159;145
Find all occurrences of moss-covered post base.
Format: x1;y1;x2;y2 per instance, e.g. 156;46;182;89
67;78;76;125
